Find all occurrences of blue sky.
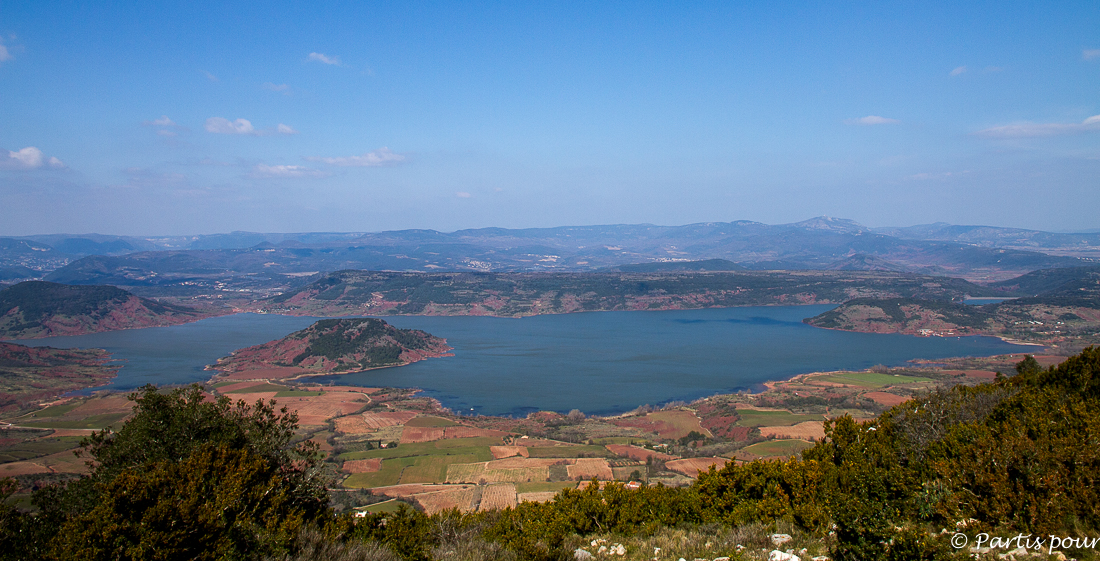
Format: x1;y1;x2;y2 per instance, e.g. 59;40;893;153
1;1;1098;235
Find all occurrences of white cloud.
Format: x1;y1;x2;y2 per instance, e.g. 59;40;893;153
206;117;255;135
950;66;967;76
1083;49;1100;61
9;147;42;168
0;44;11;63
308;52;341;65
205;117;296;136
263;82;290;93
251;164;326;178
305;147;406;167
975;114;1100;138
202;70;218;82
455;191;472;198
148;115;176;126
2;147;65;170
845;115;900;126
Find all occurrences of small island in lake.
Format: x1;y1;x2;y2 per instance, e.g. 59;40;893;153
208;318;453;381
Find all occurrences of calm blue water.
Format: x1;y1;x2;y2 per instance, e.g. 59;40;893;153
11;307;1028;416
963;298;1017;305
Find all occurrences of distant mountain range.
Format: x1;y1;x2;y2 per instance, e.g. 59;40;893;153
2;218;1097;290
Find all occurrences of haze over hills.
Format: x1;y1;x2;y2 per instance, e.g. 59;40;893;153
2;218;1096;294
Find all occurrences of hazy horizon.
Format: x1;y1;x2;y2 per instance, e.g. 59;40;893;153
2;2;1098;236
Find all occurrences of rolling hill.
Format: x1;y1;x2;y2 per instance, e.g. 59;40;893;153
0;281;211;339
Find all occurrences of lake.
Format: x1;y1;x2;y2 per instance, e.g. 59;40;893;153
11;306;1029;416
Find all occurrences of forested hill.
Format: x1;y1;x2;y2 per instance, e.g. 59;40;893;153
804;266;1100;347
261;269;999;317
0;281;207;339
210;318;452;379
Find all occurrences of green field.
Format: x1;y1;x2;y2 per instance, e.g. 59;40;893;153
23;413;129;430
590;437;648;445
405;416;459;427
27;402;82;418
813;372;933;389
340;437;498;462
400;454;485;484
344;457;418;488
740;439;814;457
0;436;84;462
527;445;611;458
734;410;820;427
356;499;406;514
274;390;323;397
340;437;499;488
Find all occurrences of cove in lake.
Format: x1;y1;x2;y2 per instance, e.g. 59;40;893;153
12;306;1030;417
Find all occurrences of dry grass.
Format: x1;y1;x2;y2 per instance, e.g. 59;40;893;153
415;486;478;515
566;458;613;481
757;420;826;440
517;491;558;504
342;458;382;474
489;446;529;459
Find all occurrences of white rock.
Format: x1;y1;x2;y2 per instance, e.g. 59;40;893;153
598;545;608;554
811;556;832;561
771;534;794;547
768;550;801;561
574;549;594;560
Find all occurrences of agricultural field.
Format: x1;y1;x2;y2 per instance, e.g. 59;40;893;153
739;439;815;458
733;409;822;428
808;371;933;389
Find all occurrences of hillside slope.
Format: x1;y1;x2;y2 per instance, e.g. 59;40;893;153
0;281;209;339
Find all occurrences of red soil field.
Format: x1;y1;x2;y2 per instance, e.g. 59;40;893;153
666;457;728;477
444;426;511;439
863;392;911;407
610;410;708;440
401;426;445;443
604;444;676;462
